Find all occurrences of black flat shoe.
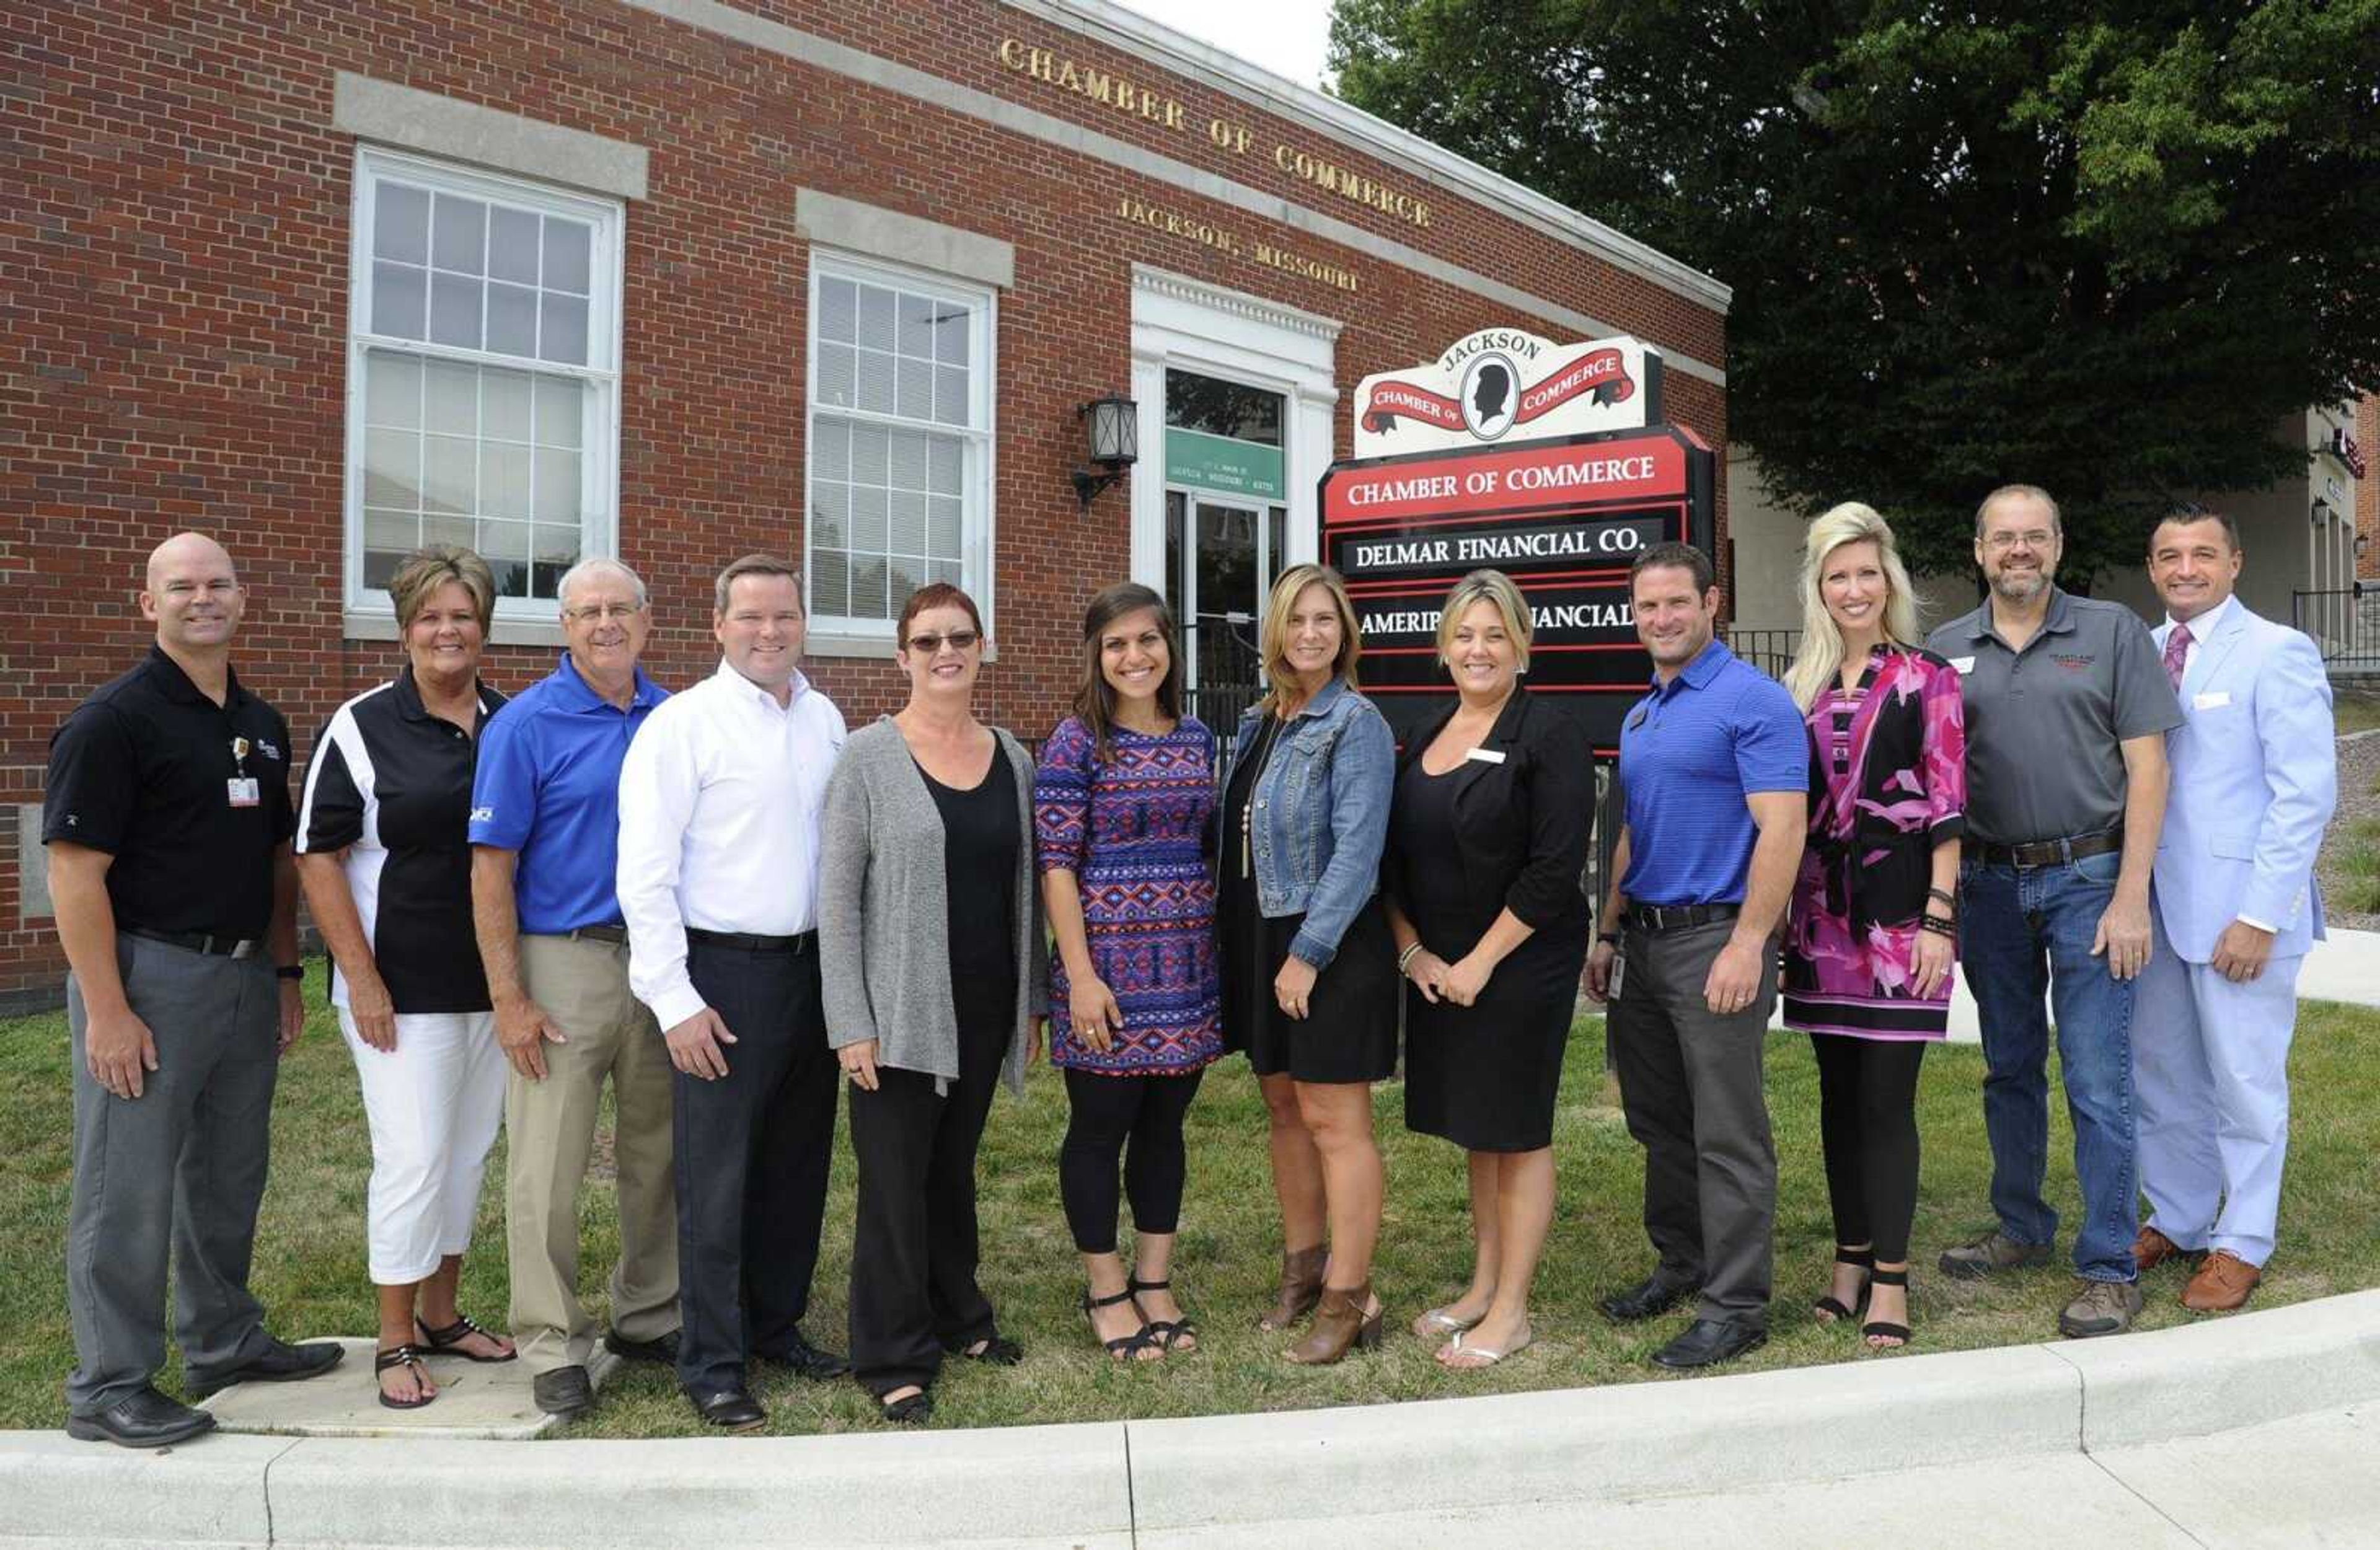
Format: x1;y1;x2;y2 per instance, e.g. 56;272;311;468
948;1332;1024;1365
1650;1318;1768;1370
877;1386;932;1425
602;1328;680;1367
689;1386;766;1430
532;1364;595;1420
64;1385;216;1449
1599;1273;1700;1323
185;1337;344;1398
756;1328;850;1381
417;1313;516;1363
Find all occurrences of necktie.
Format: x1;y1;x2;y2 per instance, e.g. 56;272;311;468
2163;622;2192;694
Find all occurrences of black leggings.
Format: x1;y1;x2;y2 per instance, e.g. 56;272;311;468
1059;1067;1205;1254
1810;1034;1926;1264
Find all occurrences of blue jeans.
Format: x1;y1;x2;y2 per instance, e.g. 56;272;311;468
1959;851;2140;1283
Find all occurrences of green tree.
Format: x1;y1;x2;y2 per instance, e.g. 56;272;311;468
1331;1;2380;583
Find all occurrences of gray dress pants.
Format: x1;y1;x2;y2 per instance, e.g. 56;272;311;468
1608;916;1779;1329
65;935;280;1412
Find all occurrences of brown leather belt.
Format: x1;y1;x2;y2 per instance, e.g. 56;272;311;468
1974;830;2123;868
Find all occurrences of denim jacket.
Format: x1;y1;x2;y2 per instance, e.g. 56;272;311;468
1225;675;1396;969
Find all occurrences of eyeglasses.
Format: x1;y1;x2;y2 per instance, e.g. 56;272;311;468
563;602;642;623
905;629;981;655
1981;530;2056;552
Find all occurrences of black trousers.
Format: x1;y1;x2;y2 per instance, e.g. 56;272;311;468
672;938;839;1394
845;999;1010;1399
1607;917;1779;1328
1810;1033;1926;1264
1059;1067;1205;1254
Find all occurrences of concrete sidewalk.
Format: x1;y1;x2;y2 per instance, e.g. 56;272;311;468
7;1288;2376;1549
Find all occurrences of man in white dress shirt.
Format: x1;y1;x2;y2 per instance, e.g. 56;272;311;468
617;554;849;1429
2131;508;2336;1312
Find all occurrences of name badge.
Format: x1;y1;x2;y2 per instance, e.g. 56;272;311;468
2194;691;2231;710
1950;656;1977;675
1610;952;1627;1001
227;777;260;808
1464;747;1507;765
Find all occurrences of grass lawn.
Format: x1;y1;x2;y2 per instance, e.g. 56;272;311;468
4;974;2377;1437
2332;689;2380;737
2337;819;2380;914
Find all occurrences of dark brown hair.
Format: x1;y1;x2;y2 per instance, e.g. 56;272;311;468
1628;541;1716;596
1072;581;1181;762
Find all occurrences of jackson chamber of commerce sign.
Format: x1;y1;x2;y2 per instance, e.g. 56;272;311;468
1323;329;1714;754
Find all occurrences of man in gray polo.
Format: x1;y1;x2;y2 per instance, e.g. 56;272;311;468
1927;485;2181;1338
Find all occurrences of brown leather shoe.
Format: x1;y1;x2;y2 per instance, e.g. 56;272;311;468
2180;1249;2261;1311
1258;1245;1328;1332
2132;1225;2199;1272
1284;1282;1382;1365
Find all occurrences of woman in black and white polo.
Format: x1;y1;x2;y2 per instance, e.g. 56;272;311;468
295;545;514;1408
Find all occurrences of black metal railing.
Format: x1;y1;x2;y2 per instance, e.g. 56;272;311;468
1727;625;1803;682
2293;584;2380;673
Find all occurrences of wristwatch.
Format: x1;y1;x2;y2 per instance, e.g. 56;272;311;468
275;964;304;982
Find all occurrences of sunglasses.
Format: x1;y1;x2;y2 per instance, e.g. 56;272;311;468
905;628;981;655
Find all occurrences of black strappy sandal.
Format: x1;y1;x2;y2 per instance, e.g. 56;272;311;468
951;1333;1024;1365
878;1385;933;1425
374;1344;437;1410
1128;1275;1198;1353
416;1312;517;1363
1813;1247;1874;1325
1081;1285;1159;1361
1862;1268;1912;1349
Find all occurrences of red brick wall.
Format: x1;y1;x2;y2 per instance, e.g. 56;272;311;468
0;0;1727;1006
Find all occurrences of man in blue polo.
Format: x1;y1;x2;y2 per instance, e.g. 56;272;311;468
1586;542;1807;1369
469;557;679;1421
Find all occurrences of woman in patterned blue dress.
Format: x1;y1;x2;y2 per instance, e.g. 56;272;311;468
1036;583;1223;1361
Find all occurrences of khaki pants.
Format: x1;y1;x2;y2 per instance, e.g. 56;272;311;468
506;933;679;1374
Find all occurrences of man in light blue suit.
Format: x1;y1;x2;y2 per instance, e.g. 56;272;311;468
2132;507;2337;1312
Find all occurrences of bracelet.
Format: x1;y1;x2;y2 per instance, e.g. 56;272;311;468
1396;943;1424;974
1927;887;1957;909
275;964;304;982
1918;915;1957;939
1597;931;1621;946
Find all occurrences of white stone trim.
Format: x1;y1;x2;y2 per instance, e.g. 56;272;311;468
332;73;649;201
1130;265;1341;345
794;188;1016;289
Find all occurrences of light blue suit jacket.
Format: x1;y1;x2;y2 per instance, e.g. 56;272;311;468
2150;598;2336;963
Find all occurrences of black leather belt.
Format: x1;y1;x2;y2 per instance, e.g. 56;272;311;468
1623;902;1742;934
563;923;629;945
686;928;814;954
1975;830;2123;868
121;926;261;958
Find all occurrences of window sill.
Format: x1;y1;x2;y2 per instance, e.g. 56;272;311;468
344;609;568;649
805;629;997;663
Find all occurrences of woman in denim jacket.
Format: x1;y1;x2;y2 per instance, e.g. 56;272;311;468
1218;563;1399;1364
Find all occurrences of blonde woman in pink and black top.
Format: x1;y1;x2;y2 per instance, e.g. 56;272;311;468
1036;583;1223;1362
1780;503;1967;1350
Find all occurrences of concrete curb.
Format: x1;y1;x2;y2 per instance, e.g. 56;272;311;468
6;1289;2377;1548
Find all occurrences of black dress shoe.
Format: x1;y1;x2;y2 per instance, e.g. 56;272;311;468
756;1328;850;1381
1650;1318;1769;1370
689;1386;766;1430
185;1337;345;1399
65;1385;217;1449
602;1328;681;1366
1599;1273;1701;1323
532;1364;596;1420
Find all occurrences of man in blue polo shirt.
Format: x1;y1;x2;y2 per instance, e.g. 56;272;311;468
1586;542;1807;1369
469;557;679;1421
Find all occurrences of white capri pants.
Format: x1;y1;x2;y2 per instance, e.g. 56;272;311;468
340;1007;508;1285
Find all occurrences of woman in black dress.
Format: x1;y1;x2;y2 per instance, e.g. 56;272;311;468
1219;564;1399;1364
1383;570;1594;1368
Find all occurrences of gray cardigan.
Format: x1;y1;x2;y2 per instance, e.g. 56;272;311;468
818;717;1047;1094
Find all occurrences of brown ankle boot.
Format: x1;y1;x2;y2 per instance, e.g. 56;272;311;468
1285;1281;1382;1365
1257;1245;1328;1331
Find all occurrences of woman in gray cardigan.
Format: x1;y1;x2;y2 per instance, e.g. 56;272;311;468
818;583;1047;1425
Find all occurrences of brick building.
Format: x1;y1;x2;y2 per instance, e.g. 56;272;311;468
1;0;1730;1010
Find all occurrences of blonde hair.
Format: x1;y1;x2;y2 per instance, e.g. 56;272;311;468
389;544;496;639
1435;568;1532;674
1257;563;1362;713
1783;503;1922;711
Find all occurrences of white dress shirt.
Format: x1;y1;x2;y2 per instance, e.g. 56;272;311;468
617;660;846;1031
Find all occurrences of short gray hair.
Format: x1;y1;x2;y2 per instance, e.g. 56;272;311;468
1974;484;2061;539
555;557;648;612
713;553;803;614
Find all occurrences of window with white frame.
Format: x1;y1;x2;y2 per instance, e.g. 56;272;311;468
806;254;994;636
345;148;621;620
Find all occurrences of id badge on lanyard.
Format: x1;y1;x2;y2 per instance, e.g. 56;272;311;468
228;735;258;808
